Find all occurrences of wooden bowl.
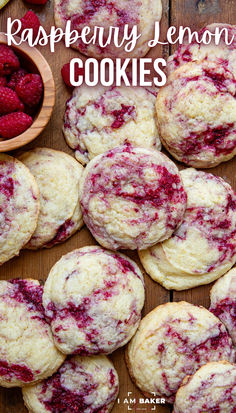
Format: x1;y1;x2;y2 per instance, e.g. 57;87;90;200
0;33;55;151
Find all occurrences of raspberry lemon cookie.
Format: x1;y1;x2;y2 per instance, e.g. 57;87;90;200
79;145;187;250
173;361;236;413
139;168;236;290
126;302;235;403
43;246;145;355
210;268;236;345
0;154;39;264
22;355;119;413
0;279;65;388
54;0;162;58
167;23;236;76
156;61;236;168
19;148;84;249
63;85;161;165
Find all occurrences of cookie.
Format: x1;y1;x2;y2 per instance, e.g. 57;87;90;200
54;0;162;58
0;154;39;264
139;168;236;290
126;301;235;404
156;61;236;168
0;279;65;388
173;361;236;413
19;148;84;249
167;23;236;76
22;355;119;413
79;145;187;250
63;85;161;165
210;267;236;345
43;246;145;355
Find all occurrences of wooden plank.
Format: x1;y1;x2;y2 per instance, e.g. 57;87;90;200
0;0;171;412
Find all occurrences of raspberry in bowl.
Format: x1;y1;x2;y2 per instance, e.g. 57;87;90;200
0;33;55;151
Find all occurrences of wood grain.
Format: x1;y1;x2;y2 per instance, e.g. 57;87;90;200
0;1;235;412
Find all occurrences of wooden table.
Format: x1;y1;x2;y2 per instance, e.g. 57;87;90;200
0;0;236;412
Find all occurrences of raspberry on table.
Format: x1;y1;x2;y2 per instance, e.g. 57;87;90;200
15;74;43;107
0;112;33;139
17;11;41;41
0;45;20;76
61;61;84;88
0;86;21;114
8;69;28;90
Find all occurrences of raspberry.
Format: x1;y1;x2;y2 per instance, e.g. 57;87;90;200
0;45;20;76
61;61;85;88
8;69;28;90
0;86;21;114
0;77;7;87
18;101;25;112
0;112;33;139
25;0;48;3
15;74;43;107
17;11;41;41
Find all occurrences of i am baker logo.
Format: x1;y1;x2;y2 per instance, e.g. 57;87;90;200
117;392;165;411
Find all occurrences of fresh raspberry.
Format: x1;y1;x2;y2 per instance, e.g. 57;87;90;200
18;101;25;112
0;86;21;114
0;112;33;139
8;68;28;90
15;74;43;107
25;0;48;3
0;77;7;87
0;45;20;76
17;11;41;41
61;61;84;88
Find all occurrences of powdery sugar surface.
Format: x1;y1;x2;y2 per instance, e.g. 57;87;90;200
127;302;235;404
19;148;84;249
0;154;39;264
63;85;161;165
22;355;119;413
79;145;187;250
0;279;65;388
139;168;236;290
43;246;145;355
156;61;236;168
210;267;236;346
54;0;162;58
167;23;236;76
173;361;236;413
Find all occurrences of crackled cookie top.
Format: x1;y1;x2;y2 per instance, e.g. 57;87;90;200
139;168;236;290
168;23;236;76
173;361;236;413
19;148;84;249
43;246;145;355
156;61;236;168
210;267;236;346
54;0;162;58
126;302;235;404
79;145;187;250
0;279;65;388
63;85;161;165
22;355;119;413
0;154;39;264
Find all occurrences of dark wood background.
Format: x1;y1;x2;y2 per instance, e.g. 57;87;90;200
0;0;236;412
